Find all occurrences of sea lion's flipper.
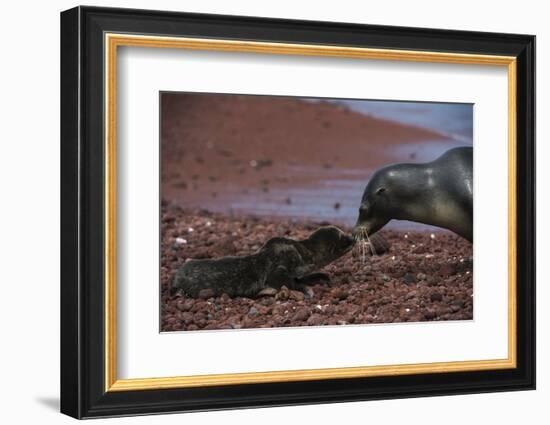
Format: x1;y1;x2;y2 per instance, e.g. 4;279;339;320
290;272;329;296
369;234;391;255
287;282;315;299
294;272;330;285
265;265;294;288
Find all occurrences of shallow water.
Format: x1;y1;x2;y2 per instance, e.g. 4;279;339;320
187;157;455;232
318;99;473;143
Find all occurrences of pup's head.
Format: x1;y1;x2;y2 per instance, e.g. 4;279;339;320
305;226;355;267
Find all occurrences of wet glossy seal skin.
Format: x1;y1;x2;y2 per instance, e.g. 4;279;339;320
172;226;355;298
354;147;473;242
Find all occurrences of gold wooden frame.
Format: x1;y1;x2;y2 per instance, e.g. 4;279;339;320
104;33;517;392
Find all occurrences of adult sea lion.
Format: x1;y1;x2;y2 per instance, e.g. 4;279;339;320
353;146;473;242
172;226;355;298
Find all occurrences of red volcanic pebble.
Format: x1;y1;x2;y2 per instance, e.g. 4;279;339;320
160;203;473;332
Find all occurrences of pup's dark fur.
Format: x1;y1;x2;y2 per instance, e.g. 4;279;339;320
172;226;355;298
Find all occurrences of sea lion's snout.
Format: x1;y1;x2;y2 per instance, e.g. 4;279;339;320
353;204;373;236
353;201;389;238
317;226;354;247
303;226;356;269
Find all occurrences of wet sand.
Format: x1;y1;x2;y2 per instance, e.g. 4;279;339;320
161;205;473;331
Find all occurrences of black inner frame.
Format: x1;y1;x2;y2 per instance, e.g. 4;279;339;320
60;6;535;419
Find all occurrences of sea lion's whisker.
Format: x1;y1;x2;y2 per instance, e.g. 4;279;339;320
364;229;377;256
361;229;367;263
357;228;367;263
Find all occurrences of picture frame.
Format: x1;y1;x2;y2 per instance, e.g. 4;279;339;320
60;5;535;419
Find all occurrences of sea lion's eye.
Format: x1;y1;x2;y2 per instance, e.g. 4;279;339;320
376;187;386;195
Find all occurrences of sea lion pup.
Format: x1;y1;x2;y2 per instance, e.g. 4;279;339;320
172;226;355;298
354;147;473;242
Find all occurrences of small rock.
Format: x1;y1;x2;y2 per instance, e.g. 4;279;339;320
293;308;310;322
424;310;437;320
307;314;323;326
439;263;456;277
427;276;439;286
248;306;259;317
333;288;348;300
212;236;237;256
412;245;427;254
176;299;193;312
198;288;216;299
242;317;257;328
451;299;465;309
403;273;417;285
405;290;418;300
380;296;392;305
450;305;461;313
275;286;290;301
430;292;443;302
180;312;194;324
260;297;275;306
289;290;305;301
303;286;315;299
257;287;277;296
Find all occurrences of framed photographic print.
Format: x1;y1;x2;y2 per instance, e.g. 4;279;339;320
60;6;535;419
